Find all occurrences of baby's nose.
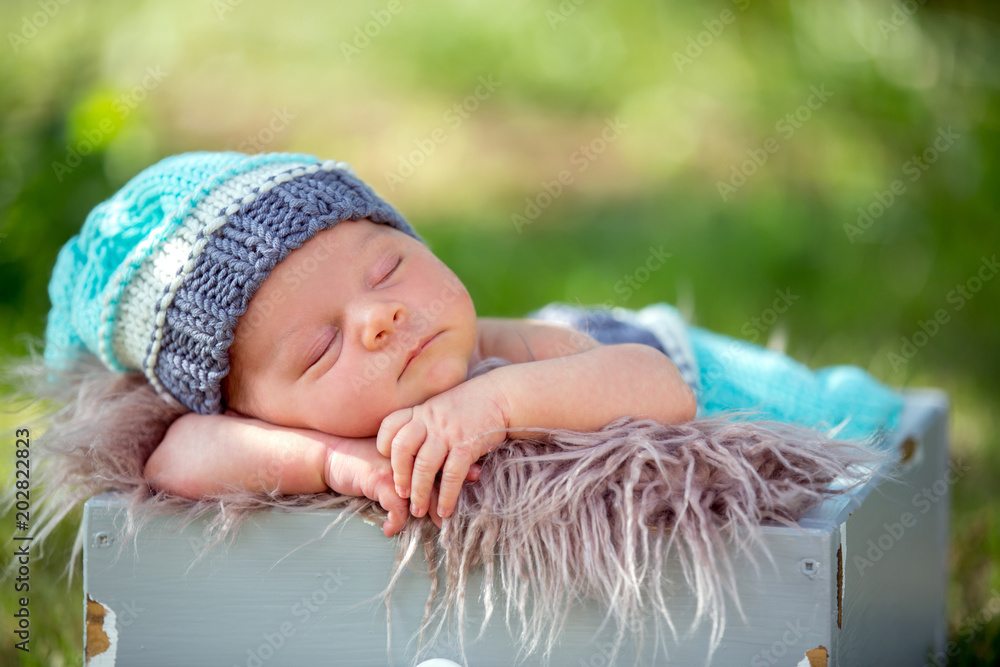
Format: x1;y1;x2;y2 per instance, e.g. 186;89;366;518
363;301;406;347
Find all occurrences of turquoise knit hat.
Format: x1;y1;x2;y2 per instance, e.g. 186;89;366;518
45;151;419;414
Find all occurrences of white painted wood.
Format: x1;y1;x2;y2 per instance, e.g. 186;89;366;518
82;390;948;666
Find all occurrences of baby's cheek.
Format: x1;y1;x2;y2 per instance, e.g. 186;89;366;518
326;390;401;438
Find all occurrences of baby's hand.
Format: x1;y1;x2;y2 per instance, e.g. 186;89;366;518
376;374;509;521
323;438;411;537
324;437;482;536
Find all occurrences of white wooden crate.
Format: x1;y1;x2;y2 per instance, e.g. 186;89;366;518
82;389;949;666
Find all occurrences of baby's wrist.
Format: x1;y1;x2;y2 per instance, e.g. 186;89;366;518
480;366;519;432
321;435;382;497
321;436;351;492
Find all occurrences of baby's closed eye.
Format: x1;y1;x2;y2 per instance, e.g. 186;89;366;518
305;327;341;373
370;253;402;287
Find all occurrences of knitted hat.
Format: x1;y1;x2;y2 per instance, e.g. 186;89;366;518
45;151;420;414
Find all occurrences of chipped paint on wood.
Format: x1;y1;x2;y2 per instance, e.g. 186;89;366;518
85;595;117;666
795;645;828;667
807;645;828;666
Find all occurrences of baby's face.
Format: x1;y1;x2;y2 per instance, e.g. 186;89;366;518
225;219;478;437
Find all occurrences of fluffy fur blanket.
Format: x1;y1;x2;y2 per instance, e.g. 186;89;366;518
13;363;891;665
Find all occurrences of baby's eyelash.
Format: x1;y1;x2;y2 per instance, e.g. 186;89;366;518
307;329;339;369
377;256;402;284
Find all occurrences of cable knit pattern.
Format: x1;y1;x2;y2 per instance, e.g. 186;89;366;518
44;152;418;414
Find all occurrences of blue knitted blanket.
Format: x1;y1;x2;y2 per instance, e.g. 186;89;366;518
528;302;903;444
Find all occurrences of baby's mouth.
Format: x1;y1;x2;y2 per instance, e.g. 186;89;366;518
400;332;439;379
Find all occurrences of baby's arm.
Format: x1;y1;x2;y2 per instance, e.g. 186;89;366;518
144;413;420;536
380;318;697;519
480;316;697;429
493;342;696;434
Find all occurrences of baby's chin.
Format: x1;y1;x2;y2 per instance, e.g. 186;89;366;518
317;364;472;438
319;410;387;439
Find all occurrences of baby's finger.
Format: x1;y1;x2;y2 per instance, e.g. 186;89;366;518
376;407;413;457
383;508;407;538
376;481;410;538
388;418;428;500
427;493;443;530
408;435;448;518
436;448;478;519
466;463;482;482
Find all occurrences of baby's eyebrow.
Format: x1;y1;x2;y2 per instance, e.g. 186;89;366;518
274;322;311;367
356;225;383;257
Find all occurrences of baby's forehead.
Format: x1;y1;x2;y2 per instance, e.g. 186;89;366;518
231;218;403;338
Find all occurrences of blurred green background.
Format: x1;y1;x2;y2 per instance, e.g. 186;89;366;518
1;0;997;664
